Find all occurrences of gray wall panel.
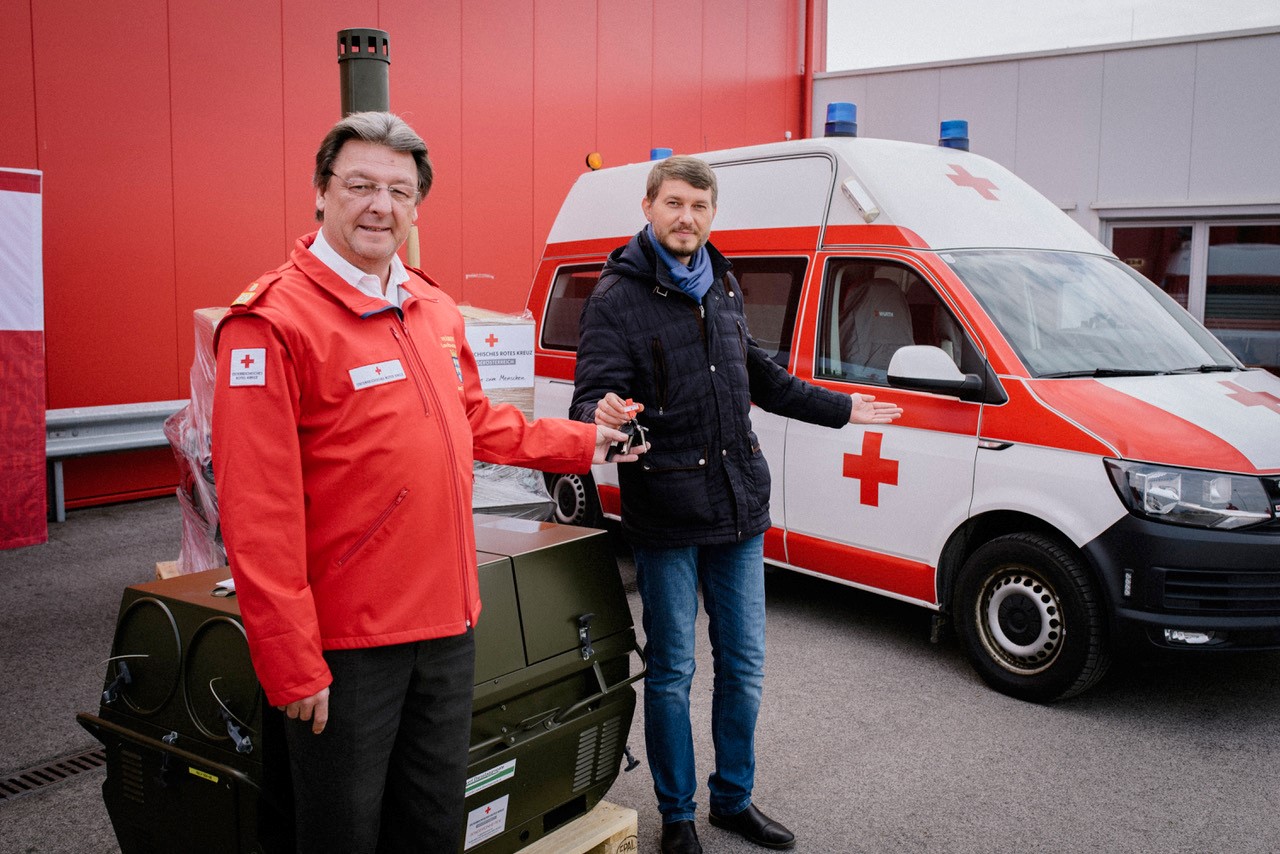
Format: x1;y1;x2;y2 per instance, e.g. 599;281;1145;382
1098;44;1197;205
812;29;1280;240
1013;54;1105;230
1189;33;1280;201
862;68;941;143
939;62;1020;167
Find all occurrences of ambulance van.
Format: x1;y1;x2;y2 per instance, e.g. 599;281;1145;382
524;127;1280;702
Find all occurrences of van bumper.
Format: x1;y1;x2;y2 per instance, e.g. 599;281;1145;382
1082;514;1280;650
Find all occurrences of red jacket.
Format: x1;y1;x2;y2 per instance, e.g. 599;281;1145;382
212;234;596;706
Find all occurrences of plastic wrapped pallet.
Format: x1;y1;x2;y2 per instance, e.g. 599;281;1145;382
164;305;552;575
163;307;227;575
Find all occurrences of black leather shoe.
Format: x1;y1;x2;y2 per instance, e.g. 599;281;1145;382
660;819;703;854
709;803;796;850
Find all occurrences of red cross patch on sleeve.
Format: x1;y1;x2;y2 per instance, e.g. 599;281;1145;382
229;348;266;387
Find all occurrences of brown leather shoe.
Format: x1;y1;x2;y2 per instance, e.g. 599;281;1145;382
709;803;795;849
660;819;703;854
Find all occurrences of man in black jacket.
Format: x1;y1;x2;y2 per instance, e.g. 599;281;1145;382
571;155;902;854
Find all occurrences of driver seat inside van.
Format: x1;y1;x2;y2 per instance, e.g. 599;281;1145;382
838;277;915;377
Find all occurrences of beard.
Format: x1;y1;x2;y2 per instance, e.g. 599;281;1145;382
656;228;707;261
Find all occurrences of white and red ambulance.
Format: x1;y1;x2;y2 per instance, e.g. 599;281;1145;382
524;129;1280;702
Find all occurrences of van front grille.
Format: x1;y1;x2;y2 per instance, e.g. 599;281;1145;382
1161;567;1280;614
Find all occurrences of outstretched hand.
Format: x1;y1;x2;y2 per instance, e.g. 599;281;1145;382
849;393;903;425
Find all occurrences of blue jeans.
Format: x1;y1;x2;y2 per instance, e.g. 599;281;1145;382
632;535;766;823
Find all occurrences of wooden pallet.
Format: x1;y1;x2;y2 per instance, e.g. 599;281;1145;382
521;801;639;854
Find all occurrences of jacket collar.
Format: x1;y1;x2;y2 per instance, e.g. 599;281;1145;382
610;227;732;284
292;232;439;318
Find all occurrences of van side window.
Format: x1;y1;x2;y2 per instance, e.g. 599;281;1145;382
540;257;806;362
541;264;602;351
732;257;807;367
816;260;967;383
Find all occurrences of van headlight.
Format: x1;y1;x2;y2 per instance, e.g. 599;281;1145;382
1105;459;1275;530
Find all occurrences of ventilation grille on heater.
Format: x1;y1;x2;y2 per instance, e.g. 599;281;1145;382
594;717;622;782
121;747;146;804
572;725;599;791
571;715;626;793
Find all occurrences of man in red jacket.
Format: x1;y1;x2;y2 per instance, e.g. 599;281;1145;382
212;111;640;853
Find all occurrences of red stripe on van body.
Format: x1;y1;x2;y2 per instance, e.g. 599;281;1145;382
979;380;1114;455
712;226;821;253
599;484;621;517
1028;379;1258;471
535;353;575;381
764;526;786;562
820;224;930;249
783;530;937;604
541;237;630;258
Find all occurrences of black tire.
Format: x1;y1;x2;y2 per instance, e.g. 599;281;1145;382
545;472;604;528
954;532;1111;702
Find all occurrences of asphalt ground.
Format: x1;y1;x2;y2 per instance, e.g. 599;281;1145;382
2;496;1278;853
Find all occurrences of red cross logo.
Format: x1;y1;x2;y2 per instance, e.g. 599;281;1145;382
1220;380;1280;415
485;333;499;348
946;164;999;200
239;353;255;369
843;431;899;507
374;366;382;375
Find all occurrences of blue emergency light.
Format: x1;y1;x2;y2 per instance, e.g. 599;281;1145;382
939;119;970;150
650;147;673;160
824;102;857;137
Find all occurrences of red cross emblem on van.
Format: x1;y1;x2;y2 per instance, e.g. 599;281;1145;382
843;431;899;506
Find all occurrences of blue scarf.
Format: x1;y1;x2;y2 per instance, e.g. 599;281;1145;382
648;224;714;303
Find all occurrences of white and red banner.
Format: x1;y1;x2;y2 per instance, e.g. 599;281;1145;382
0;168;46;549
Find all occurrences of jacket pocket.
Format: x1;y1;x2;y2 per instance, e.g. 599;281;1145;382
335;487;410;567
743;432;771;512
633;446;714;527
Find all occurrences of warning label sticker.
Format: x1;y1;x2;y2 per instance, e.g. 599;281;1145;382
466;759;516;797
464;794;509;850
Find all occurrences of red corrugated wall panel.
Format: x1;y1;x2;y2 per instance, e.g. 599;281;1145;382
14;0;804;511
0;1;38;168
383;0;465;302
532;0;599;272
460;1;535;309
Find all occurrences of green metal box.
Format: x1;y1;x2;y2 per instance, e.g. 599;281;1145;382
78;517;641;854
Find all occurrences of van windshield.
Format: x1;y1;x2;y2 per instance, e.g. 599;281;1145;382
944;249;1239;377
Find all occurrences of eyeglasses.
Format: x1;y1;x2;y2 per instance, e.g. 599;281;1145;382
331;173;420;208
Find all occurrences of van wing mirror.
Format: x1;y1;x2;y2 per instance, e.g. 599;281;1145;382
887;345;984;396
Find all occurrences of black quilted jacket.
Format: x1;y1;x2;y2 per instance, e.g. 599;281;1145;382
570;229;852;547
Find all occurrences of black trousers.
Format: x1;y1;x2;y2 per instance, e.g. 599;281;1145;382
284;630;476;854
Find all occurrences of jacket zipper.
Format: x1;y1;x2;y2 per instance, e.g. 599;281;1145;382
650;337;669;414
390;325;431;415
396;315;475;625
336;488;409;566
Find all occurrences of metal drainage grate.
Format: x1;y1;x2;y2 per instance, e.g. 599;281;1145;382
0;748;106;804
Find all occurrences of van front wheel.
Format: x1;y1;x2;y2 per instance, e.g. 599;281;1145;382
545;472;604;528
954;533;1110;703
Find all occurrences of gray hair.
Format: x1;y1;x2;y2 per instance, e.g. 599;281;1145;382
313;112;433;221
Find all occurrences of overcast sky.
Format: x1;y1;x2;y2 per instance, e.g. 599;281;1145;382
826;0;1280;72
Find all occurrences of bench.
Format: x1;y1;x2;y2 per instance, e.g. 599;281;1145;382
45;399;188;522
